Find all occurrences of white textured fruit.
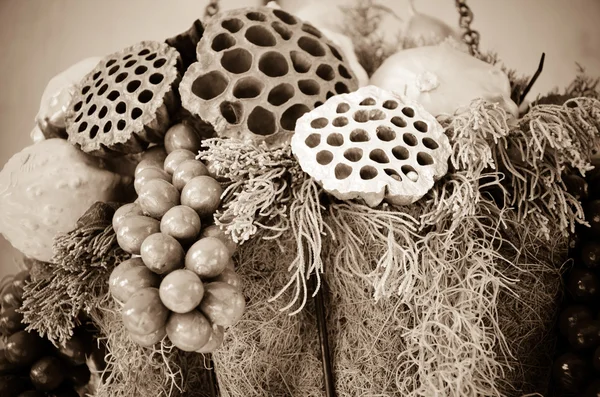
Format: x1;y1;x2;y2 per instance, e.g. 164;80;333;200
370;44;518;118
291;85;450;207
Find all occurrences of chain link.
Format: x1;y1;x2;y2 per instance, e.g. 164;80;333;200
205;0;220;18
455;0;481;58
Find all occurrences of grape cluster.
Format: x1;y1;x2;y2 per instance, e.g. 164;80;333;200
0;271;95;397
111;123;245;353
552;172;600;395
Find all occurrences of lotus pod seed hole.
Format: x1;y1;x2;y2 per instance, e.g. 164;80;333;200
391;116;407;128
94;78;104;88
301;23;322;38
360;97;376;106
273;9;297;25
153;58;166;68
326;91;335;99
108;65;120;76
106;59;117;67
336;103;350;113
417;152;434;166
149;73;164;85
85;94;93;104
272;21;293;40
335;82;349;94
315;101;323;107
127;80;142;93
376;126;396;141
305;134;321;148
246;11;267;21
87;104;97;116
402;165;419;182
423;137;439;150
221;48;253;74
403;133;418;146
280;104;310;131
146;53;157;61
383;100;398;110
290;51;311;73
212;33;237;52
298;79;320;96
332;116;348;127
414;120;428;132
93;71;101;80
116;72;128;83
117;120;126;130
344;148;362;162
135;65;148;75
402;107;415;117
369;149;389;164
138;49;150;56
131;107;142;120
82;86;90;95
89;125;99;139
98;84;108;95
258;51;288;77
335;163;352;179
353;110;368;123
327;133;344;147
220;101;244;124
298;36;326;57
392;146;409;160
316;150;333;165
245;25;277;47
78;122;88;133
328;44;343;61
267;83;295;106
350;129;370;142
138;90;154;104
125;59;137;68
385;168;402;181
359;166;378;180
75;113;83;123
310;118;328;129
192;70;229;100
222;18;244;33
123;54;132;60
316;64;335;81
116;102;127;114
103;121;112;133
233;77;264;99
248;106;277;135
338;65;352;79
74;101;83;112
107;91;120;101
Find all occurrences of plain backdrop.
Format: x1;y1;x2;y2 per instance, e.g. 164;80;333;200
1;0;599;277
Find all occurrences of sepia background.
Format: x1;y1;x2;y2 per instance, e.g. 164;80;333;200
1;0;599;277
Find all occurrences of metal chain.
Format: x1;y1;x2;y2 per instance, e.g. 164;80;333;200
205;0;220;18
455;0;481;58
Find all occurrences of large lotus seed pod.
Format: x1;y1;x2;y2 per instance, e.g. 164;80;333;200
291;85;451;207
65;41;181;157
180;6;359;148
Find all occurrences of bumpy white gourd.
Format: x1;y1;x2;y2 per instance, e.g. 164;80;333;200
292;85;451;207
0;139;132;261
370;44;519;118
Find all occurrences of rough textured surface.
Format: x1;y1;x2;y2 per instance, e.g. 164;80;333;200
292;85;450;206
180;6;359;148
66;41;181;157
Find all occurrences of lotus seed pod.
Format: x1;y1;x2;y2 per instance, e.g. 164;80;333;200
291;85;451;207
65;41;181;157
180;6;359;148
